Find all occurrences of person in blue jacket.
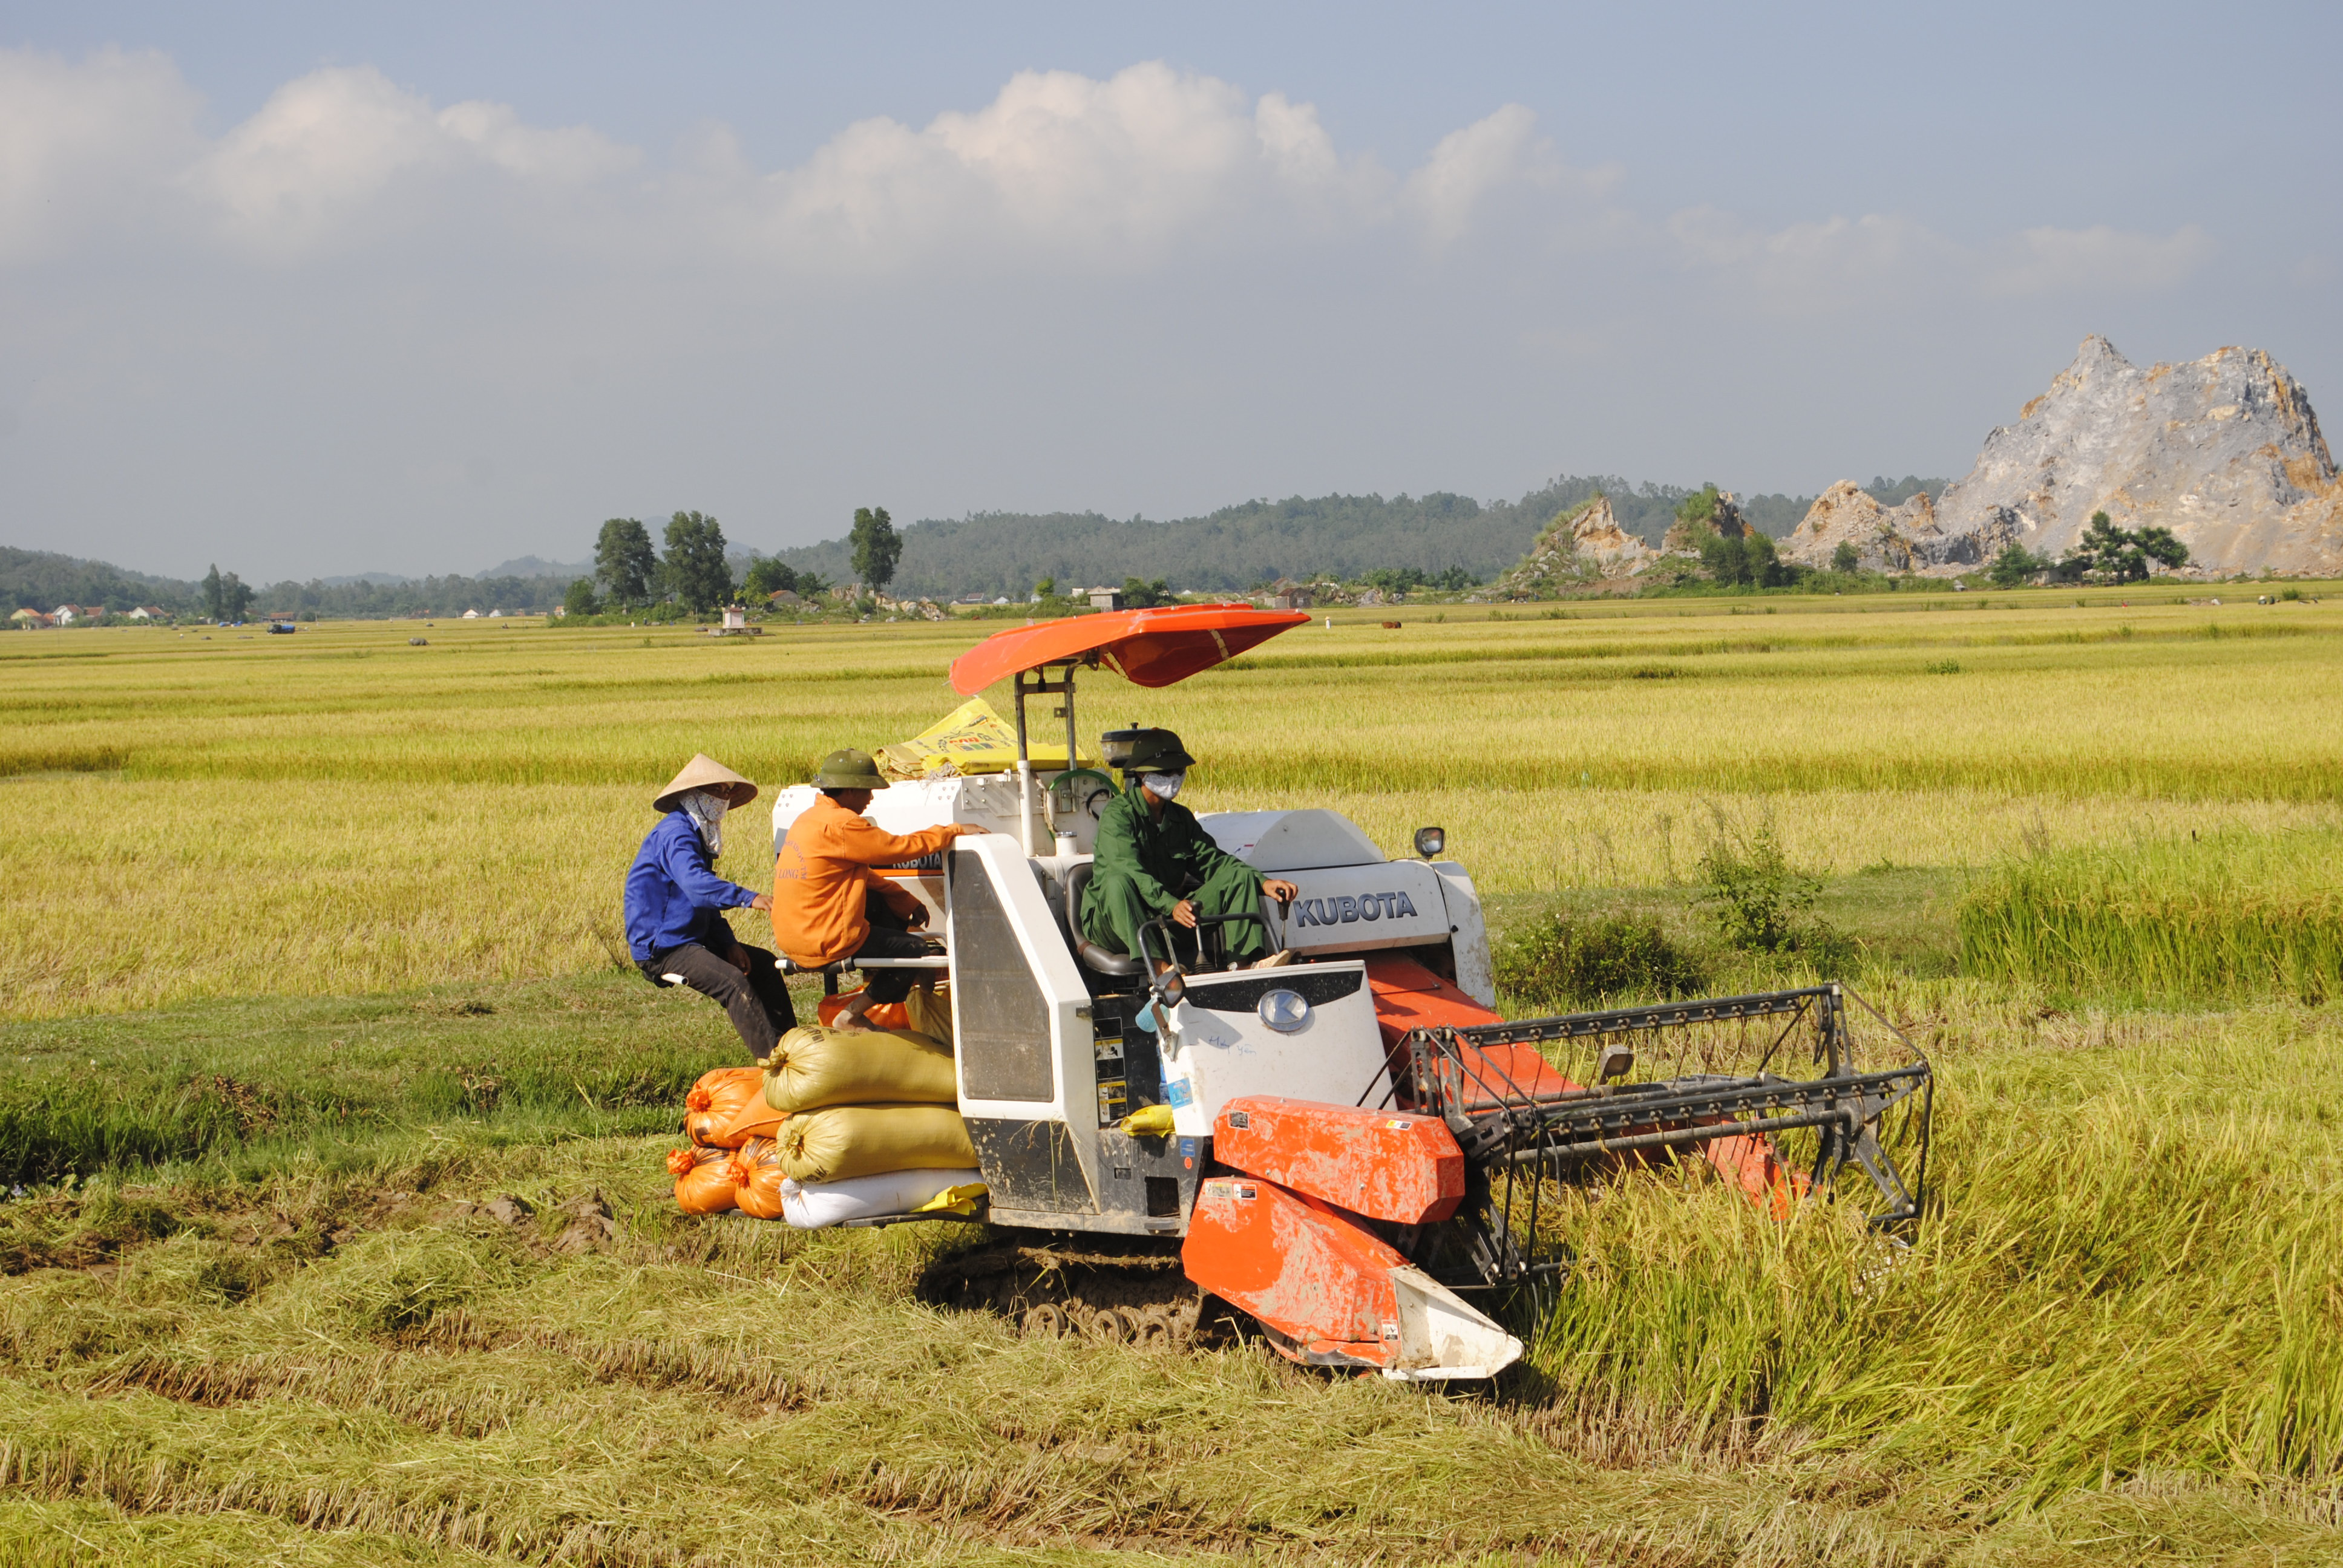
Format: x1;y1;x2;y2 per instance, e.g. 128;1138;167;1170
624;754;796;1060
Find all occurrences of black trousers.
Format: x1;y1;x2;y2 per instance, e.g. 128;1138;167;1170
639;927;798;1061
854;895;932;1005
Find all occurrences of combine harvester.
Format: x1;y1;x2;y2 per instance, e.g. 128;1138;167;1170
770;606;1933;1380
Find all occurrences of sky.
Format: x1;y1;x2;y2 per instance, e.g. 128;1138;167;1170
2;1;2337;581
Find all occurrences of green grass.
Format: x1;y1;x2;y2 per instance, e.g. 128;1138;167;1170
1959;830;2343;1001
0;971;842;1188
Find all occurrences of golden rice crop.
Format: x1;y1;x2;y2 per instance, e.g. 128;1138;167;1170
1958;828;2343;1000
1;595;2338;1018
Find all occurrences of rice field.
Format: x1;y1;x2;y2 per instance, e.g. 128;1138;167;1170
1959;828;2343;1002
6;587;2343;1564
4;590;2339;1019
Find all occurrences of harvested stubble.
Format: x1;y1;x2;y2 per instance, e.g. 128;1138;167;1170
4;977;2343;1563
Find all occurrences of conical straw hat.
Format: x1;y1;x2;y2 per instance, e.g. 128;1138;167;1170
654;754;758;814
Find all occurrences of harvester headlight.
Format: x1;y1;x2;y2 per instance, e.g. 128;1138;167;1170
1413;826;1446;860
1257;988;1310;1033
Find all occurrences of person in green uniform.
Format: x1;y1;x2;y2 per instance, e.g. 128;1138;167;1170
1080;729;1299;971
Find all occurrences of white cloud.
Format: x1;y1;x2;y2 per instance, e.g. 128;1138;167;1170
1665;207;2214;312
762;63;1397;266
1984;223;2215;297
0;46;203;261
190;65;638;255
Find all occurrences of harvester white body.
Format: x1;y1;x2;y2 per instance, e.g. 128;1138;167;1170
765;607;1932;1381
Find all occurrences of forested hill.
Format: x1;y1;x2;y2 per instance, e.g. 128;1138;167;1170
0;546;563;619
1;547;200;613
767;477;1840;598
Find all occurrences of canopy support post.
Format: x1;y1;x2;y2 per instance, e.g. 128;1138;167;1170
1011;664;1083;859
1013;668;1035;858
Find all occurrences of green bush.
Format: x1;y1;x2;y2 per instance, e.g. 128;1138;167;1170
1493;912;1709;1013
1696;820;1850;969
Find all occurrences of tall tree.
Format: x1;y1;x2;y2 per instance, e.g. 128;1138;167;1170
202;564;224;621
594;518;657;607
661;511;733;612
219;571;255;622
849;506;901;596
742;555;799;600
2058;511;2190;583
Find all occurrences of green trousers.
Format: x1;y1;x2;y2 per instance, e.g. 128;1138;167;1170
1081;857;1270;967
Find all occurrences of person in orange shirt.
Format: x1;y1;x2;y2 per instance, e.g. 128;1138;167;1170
773;748;982;1019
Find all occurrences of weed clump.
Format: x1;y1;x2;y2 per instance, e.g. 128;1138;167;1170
1696;820;1852;970
1494;913;1708;1012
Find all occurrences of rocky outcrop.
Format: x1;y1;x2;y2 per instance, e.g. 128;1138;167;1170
1921;336;2343;577
1661;493;1748;555
1567;496;1657;573
1783;483;1949;572
1493;495;1653;595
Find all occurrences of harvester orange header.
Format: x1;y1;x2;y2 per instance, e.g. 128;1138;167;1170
948;605;1311;694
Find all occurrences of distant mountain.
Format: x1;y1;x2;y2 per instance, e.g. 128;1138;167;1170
1781;336;2342;577
762;478;1845;599
477;555;594;580
8;470;1953;618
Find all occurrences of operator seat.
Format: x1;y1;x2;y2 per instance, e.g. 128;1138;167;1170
1062;860;1144;978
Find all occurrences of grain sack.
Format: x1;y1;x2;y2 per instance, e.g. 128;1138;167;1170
813;982;954;1047
667;1146;738;1215
903;982;954;1048
778;1167;983;1230
686;1066;765;1148
816;990;908;1031
726;1137;790;1220
778;1105;978;1184
713;1099;786;1146
761;1024;957;1114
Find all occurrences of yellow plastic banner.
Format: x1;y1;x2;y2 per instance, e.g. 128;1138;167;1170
876;695;1098;779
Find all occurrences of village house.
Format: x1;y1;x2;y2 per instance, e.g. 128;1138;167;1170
10;608;54;628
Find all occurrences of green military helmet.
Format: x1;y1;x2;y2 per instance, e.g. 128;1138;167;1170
812;747;889;790
1109;727;1196;776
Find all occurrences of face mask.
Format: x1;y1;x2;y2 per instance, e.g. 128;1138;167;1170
680;789;729;856
1141;771;1185;802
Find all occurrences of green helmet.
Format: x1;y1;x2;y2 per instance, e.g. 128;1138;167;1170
1116;728;1195;776
813;747;888;790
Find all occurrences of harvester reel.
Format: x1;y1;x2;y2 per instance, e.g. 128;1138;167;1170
1391;984;1932;1313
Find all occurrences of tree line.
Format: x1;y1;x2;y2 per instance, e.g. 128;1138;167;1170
569;506;903;616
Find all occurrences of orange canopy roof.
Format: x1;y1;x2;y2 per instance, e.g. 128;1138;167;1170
949;604;1312;694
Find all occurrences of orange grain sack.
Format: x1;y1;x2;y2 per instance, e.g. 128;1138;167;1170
816;990;909;1031
667;1146;738;1215
727;1137;791;1220
686;1067;765;1147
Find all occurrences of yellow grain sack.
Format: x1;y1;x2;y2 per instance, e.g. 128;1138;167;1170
762;1024;957;1114
778;1105;979;1184
902;981;955;1049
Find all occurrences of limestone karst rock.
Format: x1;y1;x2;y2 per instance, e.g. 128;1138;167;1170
1876;336;2340;576
1660;492;1749;555
1566;496;1656;573
1494;494;1653;594
1783;483;1945;572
